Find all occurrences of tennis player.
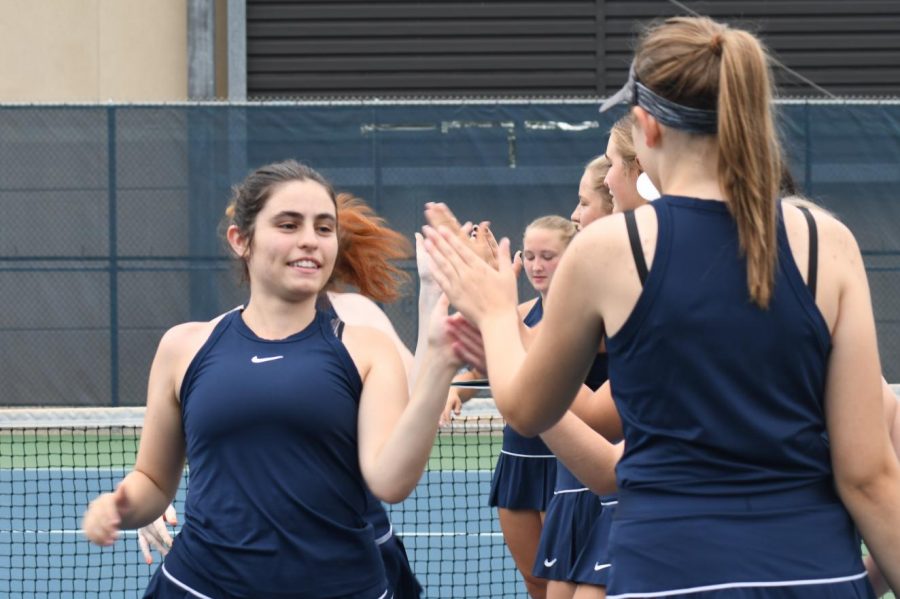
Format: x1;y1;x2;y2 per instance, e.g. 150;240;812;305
424;15;900;597
83;160;460;598
531;165;614;599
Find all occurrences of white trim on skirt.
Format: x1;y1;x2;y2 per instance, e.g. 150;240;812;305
161;564;215;599
606;570;869;598
499;450;556;458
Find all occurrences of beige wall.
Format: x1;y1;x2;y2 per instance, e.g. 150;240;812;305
0;0;188;102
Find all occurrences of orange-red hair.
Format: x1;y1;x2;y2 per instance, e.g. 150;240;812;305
330;193;412;303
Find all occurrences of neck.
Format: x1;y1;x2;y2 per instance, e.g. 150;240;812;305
240;291;318;340
656;133;726;201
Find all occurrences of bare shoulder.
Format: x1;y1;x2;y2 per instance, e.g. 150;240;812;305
157;320;222;373
340;323;399;378
783;201;861;268
566;203;657;278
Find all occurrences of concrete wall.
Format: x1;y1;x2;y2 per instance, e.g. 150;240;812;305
0;0;189;102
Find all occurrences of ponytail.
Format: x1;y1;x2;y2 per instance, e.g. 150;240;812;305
331;193;412;303
717;28;781;307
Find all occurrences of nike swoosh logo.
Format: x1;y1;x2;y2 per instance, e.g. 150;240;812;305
593;563;611;572
251;355;284;364
543;558;557;568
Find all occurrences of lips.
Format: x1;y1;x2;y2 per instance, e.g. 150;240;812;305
288;258;321;269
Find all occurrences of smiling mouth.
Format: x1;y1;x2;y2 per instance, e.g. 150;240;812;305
288;259;320;270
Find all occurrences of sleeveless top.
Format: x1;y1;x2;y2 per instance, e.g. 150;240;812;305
165;309;386;598
607;196;832;497
316;295;395;544
499;298;556;455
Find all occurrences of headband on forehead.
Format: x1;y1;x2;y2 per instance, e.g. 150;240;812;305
599;62;718;135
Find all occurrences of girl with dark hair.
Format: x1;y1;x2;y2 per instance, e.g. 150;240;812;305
84;160;459;598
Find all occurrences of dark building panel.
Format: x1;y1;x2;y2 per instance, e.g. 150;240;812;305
247;0;900;98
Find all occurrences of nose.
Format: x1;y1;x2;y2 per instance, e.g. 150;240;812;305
570;206;580;223
297;223;319;248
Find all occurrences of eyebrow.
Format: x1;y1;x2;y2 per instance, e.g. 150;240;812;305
271;211;336;222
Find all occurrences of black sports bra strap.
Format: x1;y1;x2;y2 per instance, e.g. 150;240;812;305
797;206;818;299
624;209;648;287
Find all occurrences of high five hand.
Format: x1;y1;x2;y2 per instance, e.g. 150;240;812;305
422;203;518;327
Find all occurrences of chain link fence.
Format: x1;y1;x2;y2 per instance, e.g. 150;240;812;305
1;100;899;406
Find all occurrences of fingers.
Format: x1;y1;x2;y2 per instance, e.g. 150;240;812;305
163;503;178;526
495;237;513;273
439;394;458;427
512;250;523;278
479;222;501;270
150;518;174;555
424;202;468;244
447;318;489;373
138;529;153;564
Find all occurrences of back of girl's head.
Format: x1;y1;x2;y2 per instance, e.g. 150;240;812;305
609;114;639;173
525;215;578;248
583;155;614;214
331;192;412;303
635;16;781;307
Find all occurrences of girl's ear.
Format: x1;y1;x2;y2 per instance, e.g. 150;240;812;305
226;224;249;259
632;106;662;148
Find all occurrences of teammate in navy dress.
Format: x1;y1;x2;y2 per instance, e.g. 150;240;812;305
83;160;461;598
423;15;900;598
135;191;426;598
529;166;614;599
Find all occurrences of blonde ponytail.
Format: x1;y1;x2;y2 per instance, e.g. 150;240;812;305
717;28;782;307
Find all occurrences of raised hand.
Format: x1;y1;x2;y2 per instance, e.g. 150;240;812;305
423;203;519;327
82;484;130;547
446;314;488;373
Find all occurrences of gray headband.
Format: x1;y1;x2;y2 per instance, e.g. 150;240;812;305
599;62;718;135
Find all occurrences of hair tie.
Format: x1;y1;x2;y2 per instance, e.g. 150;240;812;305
710;33;724;56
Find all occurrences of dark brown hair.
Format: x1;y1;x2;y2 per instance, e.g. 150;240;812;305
224;160;410;303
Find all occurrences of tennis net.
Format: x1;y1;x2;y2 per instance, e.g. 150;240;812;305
0;403;519;598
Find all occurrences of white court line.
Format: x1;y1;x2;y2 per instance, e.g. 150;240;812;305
1;529;501;537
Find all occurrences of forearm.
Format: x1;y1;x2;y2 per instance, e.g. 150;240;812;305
540;411;622;495
569;383;624;443
839;452;900;593
864;555;890;597
479;310;536;431
118;469;180;530
369;348;458;503
409;282;443;390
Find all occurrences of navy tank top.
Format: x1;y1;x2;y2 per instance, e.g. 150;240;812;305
500;298;555;455
165;309;386;598
607;196;832;497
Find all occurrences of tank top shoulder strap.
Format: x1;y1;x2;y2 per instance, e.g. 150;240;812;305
624;209;648;287
179;309;240;404
775;201;831;352
316;310;364;398
795;205;819;299
522;296;543;327
607;199;672;348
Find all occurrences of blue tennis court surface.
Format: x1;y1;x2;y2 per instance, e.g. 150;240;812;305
1;468;524;598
